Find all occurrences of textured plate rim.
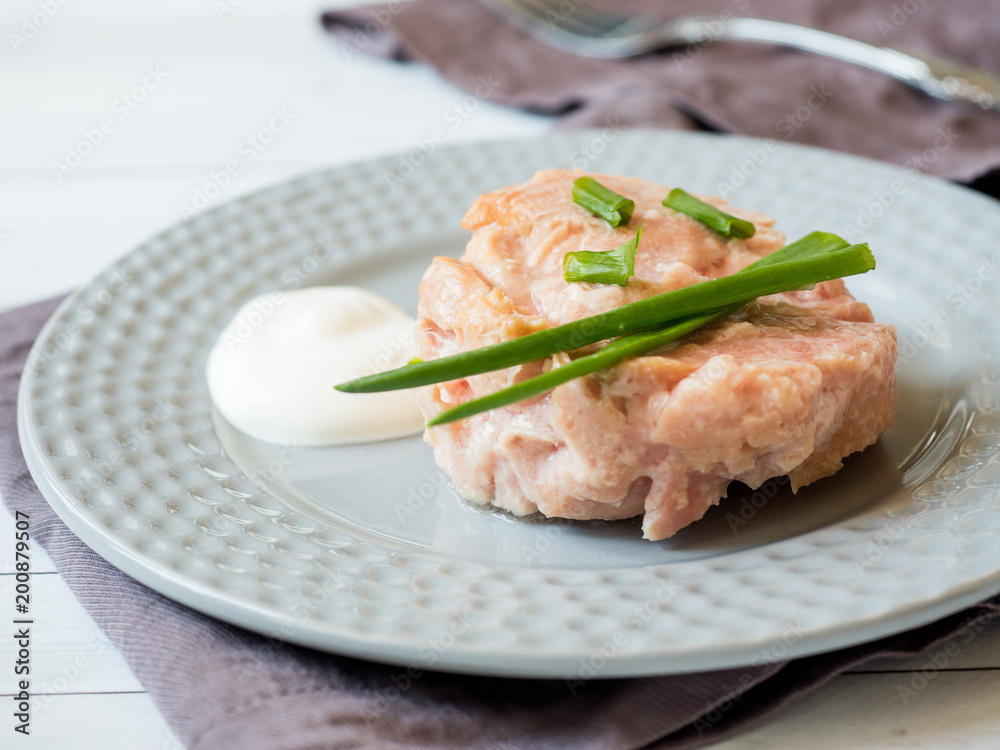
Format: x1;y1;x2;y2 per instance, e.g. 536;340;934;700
17;130;1000;678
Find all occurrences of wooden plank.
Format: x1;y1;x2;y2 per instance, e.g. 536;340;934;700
0;11;549;174
0;167;311;309
3;0;351;18
0;573;143;695
713;670;1000;749
6;692;180;750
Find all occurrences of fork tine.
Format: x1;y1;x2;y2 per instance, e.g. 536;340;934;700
493;0;631;38
528;0;630;34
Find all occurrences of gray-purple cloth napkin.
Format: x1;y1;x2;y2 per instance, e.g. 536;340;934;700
322;0;1000;183
3;301;1000;749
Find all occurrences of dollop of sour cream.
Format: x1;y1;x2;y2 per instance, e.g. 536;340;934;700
207;286;425;445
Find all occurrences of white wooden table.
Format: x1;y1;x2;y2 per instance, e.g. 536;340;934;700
2;1;999;747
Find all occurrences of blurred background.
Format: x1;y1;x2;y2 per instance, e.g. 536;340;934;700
4;0;998;312
0;0;550;311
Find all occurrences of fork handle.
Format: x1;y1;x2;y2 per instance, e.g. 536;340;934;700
668;17;993;106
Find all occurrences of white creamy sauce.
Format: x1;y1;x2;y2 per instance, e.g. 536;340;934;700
207;286;424;445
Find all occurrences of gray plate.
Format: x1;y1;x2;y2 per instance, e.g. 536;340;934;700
18;130;1000;678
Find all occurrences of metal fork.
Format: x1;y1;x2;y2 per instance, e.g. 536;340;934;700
477;0;1000;112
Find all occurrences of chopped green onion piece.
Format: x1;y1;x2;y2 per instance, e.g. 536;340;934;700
663;188;756;239
572;176;634;227
335;232;866;394
563;227;641;286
